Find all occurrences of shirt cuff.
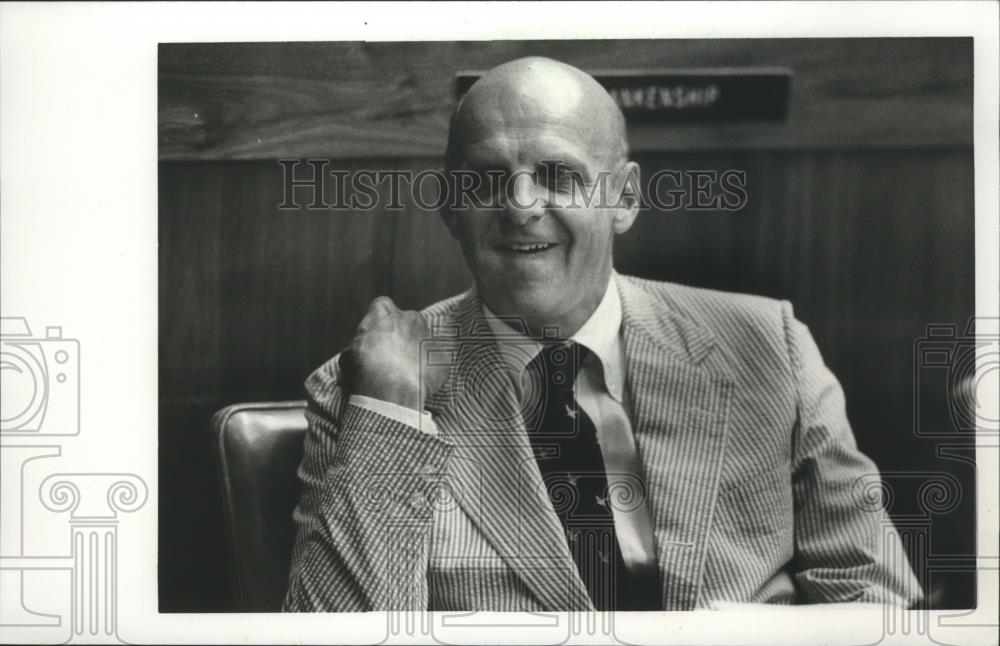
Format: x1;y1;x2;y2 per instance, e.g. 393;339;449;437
347;394;439;436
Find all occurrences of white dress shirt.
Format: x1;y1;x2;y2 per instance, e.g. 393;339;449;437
348;274;657;581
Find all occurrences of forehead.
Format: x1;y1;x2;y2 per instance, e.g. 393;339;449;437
461;128;599;171
455;65;617;169
456;98;611;170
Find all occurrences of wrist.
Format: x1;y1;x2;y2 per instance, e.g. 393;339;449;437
353;377;422;411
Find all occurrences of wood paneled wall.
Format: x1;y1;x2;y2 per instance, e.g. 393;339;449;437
159;38;971;159
158;39;975;611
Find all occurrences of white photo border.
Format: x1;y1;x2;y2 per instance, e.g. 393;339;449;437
1;1;996;644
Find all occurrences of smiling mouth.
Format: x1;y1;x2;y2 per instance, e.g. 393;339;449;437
498;242;557;254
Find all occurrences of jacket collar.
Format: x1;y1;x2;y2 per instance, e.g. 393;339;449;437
613;273;718;367
427;272;719;371
479;274;627;403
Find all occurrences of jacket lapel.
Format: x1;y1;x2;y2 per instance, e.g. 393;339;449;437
424;291;594;611
617;277;734;610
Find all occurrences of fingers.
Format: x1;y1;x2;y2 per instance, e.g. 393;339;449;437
357;296;398;332
370;295;398;314
337;296;436;406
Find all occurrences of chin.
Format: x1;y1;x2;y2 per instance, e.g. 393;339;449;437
489;284;567;329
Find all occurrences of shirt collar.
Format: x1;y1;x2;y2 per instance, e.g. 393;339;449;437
482;274;625;403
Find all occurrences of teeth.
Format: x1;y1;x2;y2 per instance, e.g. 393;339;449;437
507;243;552;251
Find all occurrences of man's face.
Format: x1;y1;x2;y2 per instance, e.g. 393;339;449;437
444;67;637;335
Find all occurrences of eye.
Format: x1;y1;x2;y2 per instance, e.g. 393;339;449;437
546;168;586;193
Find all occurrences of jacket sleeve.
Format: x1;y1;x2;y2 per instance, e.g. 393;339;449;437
783;303;923;606
282;355;454;611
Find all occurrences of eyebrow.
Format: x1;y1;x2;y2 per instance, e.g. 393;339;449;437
463;153;595;178
539;156;595;184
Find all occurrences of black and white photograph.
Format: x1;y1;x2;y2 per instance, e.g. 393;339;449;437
160;37;978;612
3;3;998;645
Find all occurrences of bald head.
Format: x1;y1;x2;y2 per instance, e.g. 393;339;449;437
445;57;629;171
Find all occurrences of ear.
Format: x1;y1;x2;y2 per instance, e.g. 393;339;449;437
610;161;641;235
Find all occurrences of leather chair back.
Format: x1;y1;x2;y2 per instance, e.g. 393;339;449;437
210;401;307;611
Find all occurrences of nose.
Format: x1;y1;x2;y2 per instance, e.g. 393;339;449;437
502;171;546;226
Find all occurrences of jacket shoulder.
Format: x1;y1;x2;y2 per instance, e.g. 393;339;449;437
621;274;789;329
618;274;795;374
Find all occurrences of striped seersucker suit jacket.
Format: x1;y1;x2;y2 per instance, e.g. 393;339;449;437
283;273;922;611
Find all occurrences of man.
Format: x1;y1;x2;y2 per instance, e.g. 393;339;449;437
283;57;921;611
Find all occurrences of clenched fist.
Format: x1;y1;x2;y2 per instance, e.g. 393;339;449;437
338;296;450;411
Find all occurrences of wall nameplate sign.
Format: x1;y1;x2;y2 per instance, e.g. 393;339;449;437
455;68;793;122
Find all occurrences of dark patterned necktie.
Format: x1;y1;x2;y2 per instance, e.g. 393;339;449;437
522;341;630;610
